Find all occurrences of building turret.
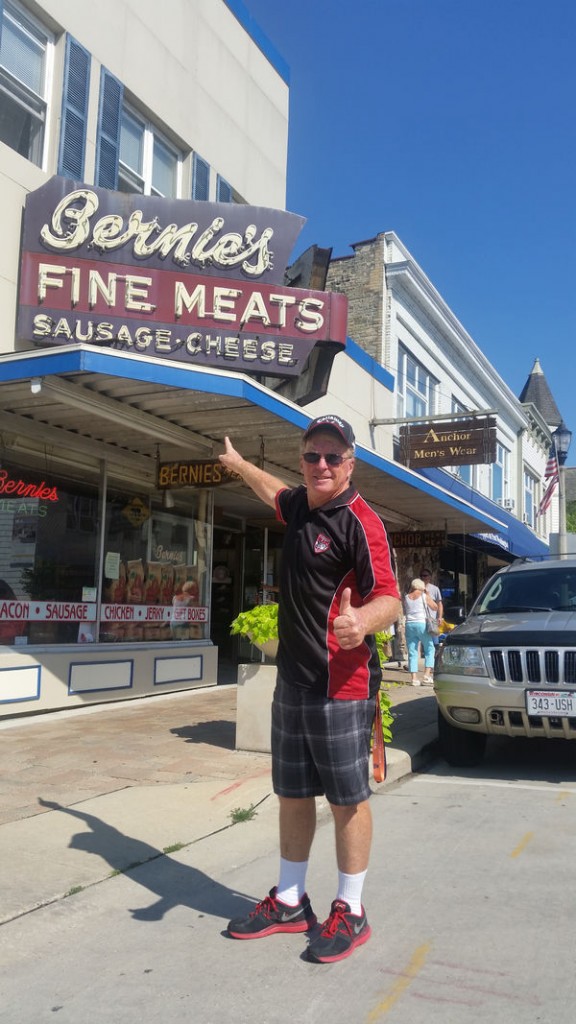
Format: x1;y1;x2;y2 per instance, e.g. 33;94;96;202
519;358;563;429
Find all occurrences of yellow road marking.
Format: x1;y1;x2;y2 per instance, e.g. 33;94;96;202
366;942;431;1020
556;791;571;803
510;831;534;858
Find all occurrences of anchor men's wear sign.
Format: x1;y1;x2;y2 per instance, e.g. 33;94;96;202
17;177;348;378
399;418;497;468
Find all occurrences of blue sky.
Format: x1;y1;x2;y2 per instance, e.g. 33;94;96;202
241;0;576;465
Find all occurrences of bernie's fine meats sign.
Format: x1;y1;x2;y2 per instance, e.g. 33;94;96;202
17;177;348;378
400;418;497;468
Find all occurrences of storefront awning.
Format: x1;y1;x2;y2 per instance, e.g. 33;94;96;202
0;346;510;536
421;468;549;559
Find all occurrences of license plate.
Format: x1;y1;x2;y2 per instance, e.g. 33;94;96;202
526;691;576;716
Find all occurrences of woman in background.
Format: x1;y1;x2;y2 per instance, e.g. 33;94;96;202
403;578;438;686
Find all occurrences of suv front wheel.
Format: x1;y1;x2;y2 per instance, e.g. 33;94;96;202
437;709;487;767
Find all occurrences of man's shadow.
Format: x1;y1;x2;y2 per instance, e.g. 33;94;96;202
38;797;256;924
171;720;235;749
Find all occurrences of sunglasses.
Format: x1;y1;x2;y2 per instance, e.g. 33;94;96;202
302;452;351;467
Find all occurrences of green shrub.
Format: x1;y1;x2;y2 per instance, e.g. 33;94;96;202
374;630;394;742
230;603;279;645
376;687;394;743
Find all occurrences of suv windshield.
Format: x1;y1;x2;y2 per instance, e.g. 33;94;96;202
473;567;576;615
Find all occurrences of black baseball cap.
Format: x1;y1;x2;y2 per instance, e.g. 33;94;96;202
303;414;355;448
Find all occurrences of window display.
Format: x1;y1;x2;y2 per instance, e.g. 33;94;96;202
0;459;212;645
100;492;212;643
0;463;99;644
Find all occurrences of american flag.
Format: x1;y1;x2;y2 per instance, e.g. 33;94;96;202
537;443;559;517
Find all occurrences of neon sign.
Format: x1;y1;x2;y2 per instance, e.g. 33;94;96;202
0;470;59;502
17;178;348;379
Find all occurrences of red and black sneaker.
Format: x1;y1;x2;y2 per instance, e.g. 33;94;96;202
307;899;371;963
227;887;317;939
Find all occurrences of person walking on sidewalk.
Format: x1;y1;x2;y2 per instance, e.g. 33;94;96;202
421;568;443;649
403;578;438;686
219;415;400;963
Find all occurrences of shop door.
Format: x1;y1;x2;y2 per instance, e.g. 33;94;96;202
210;526;243;661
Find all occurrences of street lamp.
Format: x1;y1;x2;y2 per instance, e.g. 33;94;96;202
553;420;572;559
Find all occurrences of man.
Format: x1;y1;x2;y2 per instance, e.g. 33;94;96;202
219;415;400;963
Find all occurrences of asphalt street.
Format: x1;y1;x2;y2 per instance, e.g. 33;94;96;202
2;731;576;1024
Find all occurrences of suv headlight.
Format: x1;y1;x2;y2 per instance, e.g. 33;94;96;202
437;645;488;676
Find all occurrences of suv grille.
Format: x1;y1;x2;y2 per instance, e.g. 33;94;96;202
490;648;576;685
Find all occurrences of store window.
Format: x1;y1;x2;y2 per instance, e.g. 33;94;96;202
396;346;438;420
100;488;212;643
118;105;180;197
0;463;99;645
0;461;212;646
492;442;510;504
0;0;52;167
523;469;537;528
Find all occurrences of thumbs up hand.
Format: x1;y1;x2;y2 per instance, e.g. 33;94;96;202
333;587;365;650
339;588;352;617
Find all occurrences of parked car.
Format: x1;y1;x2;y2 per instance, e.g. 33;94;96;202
434;558;576;765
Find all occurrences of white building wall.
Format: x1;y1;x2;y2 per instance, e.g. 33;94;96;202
39;0;289;206
0;0;289;355
304;344;396;454
388;282;522;497
327;231;552;544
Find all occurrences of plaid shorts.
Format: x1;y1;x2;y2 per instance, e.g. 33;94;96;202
271;675;375;806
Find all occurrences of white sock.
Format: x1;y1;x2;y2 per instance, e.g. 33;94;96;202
337;869;367;916
276;857;308;906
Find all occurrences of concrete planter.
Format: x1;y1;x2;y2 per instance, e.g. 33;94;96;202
251;637;279;659
235;662;276;753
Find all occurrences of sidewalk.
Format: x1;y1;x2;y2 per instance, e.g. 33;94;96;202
0;668;437;925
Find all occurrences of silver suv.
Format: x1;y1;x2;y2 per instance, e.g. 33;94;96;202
435;558;576;765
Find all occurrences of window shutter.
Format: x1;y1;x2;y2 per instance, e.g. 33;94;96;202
58;35;90;179
192;154;210;201
95;67;123;189
216;175;232;203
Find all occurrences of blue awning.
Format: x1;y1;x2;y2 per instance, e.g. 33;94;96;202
420;468;549;559
0;346;515;536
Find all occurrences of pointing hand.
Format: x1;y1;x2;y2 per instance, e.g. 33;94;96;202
219;435;243;473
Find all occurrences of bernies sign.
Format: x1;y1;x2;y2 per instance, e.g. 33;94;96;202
17;177;348;378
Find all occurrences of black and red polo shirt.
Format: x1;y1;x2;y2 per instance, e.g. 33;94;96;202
275;483;399;700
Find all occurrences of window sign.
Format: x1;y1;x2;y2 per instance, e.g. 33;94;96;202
104;551;121;579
